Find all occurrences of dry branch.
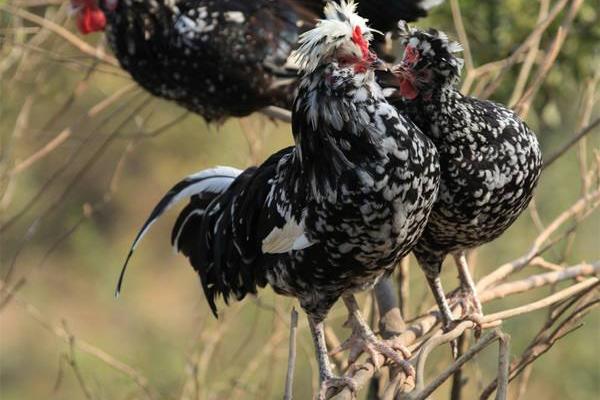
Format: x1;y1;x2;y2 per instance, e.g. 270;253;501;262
329;261;599;399
409;329;503;400
544;117;600;170
0;4;119;66
261;106;293;123
0;284;155;400
481;278;598;325
480;286;599;399
477;189;600;291
375;278;406;338
284;307;299;400
10;83;137;176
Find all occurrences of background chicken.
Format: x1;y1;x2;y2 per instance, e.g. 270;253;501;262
117;3;439;395
70;0;442;121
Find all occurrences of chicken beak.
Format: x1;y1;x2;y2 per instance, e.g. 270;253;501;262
375;68;400;89
367;52;388;71
371;58;387;70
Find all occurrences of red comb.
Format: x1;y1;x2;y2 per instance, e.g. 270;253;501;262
77;5;106;34
352;26;370;59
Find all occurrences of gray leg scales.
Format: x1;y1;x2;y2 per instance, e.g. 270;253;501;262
425;274;460;358
426;274;455;329
307;315;357;399
453;251;484;317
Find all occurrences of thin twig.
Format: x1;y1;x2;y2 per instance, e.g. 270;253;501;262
495;332;510;400
449;0;473;73
450;334;467;400
508;0;550;106
330;261;599;399
514;0;584;117
260;106;292;123
543;117;600;170
480;288;599;399
479;261;600;302
410;329;501;400
477;189;600;291
9;83;137;176
284;307;299;400
478;0;570;98
2;288;155;399
0;4;119;66
481;278;599;324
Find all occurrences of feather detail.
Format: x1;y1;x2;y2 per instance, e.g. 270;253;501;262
291;0;373;73
115;166;241;297
261;217;313;254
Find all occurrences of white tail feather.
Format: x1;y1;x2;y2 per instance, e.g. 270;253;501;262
115;166;241;297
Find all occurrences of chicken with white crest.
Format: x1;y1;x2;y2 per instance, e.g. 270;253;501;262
116;3;440;396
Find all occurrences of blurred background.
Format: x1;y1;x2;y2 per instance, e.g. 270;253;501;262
1;1;599;399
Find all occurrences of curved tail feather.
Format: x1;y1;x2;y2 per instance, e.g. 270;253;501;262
115;167;242;297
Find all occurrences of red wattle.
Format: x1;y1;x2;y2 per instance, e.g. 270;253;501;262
77;7;106;34
399;78;418;100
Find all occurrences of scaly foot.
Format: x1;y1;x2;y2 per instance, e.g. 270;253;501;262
449;288;484;338
336;296;415;380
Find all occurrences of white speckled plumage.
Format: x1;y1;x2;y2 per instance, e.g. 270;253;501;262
381;26;542;335
118;7;440;388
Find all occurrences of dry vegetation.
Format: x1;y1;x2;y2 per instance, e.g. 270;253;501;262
0;1;599;399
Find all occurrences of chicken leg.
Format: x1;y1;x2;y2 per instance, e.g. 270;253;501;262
307;315;357;399
426;251;484;358
452;251;483;318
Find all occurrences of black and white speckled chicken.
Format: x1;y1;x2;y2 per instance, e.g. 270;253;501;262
117;3;440;395
70;0;442;121
379;25;543;352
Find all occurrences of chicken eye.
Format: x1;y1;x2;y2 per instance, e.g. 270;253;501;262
404;46;420;65
416;69;432;81
337;55;353;65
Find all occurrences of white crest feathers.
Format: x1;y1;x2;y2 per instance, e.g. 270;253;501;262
291;0;373;74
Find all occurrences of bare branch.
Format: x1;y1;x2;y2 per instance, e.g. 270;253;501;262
508;0;550;106
260;106;292;123
514;0;584;117
495;332;510;400
481;278;598;324
479;261;600;302
0;4;119;66
543;117;600;170
9;83;137;176
410;328;502;400
284;307;299;400
2;287;155;399
477;0;570;98
329;260;598;399
477;189;600;291
480;287;599;400
449;0;473;73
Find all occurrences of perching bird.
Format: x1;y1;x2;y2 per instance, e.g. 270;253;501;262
117;2;439;395
70;0;442;121
378;25;542;351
